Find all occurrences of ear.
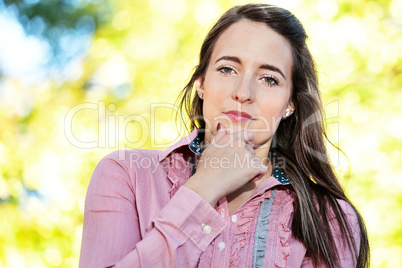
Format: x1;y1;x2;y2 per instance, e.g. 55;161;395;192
283;102;295;118
195;76;204;95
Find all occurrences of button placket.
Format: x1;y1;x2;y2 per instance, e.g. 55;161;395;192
218;242;226;250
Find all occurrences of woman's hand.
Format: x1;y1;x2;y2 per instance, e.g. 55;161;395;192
184;124;268;206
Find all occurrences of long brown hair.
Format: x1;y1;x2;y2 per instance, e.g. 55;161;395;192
176;4;369;267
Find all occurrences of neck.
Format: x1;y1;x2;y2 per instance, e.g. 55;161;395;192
254;141;272;168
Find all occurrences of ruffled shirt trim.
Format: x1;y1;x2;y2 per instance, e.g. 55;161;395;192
166;152;192;198
229;190;273;267
274;190;295;268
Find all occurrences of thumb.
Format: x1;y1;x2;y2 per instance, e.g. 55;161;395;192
245;131;254;146
217;122;226;132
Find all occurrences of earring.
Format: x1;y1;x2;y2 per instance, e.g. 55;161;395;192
285;111;290;117
198;93;204;99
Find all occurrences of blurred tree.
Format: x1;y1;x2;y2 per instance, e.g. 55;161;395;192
3;0;113;71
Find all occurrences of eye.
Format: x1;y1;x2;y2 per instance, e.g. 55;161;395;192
261;75;279;87
217;65;235;75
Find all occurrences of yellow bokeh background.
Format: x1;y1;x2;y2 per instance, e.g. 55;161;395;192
0;0;401;267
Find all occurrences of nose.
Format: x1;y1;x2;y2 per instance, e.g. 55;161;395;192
231;75;254;103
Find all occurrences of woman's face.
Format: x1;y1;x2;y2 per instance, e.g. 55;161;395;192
196;19;294;149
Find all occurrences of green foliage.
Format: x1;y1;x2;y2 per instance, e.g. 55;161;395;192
4;0;113;45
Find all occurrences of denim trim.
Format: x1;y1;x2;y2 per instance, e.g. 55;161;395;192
252;189;277;268
272;166;291;184
188;135;202;156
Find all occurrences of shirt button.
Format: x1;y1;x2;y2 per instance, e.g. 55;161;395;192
231;215;237;223
202;224;211;234
218;242;226;250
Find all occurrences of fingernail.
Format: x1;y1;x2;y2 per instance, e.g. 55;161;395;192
217;123;221;131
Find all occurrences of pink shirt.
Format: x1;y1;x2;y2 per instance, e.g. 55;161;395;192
79;130;360;267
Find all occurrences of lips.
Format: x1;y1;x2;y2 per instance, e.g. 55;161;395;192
224;110;253;122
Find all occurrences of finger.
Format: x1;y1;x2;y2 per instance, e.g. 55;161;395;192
249;164;268;182
211;123;227;144
252;155;268;175
223;130;252;150
245;143;255;154
237;130;255;148
232;129;253;143
260;163;268;174
249;174;264;183
245;131;254;146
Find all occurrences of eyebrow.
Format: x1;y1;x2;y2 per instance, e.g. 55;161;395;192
214;55;287;80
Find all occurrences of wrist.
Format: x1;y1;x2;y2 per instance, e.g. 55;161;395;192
184;175;219;207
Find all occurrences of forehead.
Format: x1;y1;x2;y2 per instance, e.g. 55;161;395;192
210;19;292;74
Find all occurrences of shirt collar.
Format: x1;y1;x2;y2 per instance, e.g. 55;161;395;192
159;129;291;185
188;133;203;156
158;129;199;162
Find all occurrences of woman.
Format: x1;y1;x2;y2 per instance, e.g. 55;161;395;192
80;4;369;267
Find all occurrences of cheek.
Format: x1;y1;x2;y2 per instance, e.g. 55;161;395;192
263;100;283;114
201;98;220;130
255;93;289;129
254;108;281;133
259;92;289;115
202;77;230;113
